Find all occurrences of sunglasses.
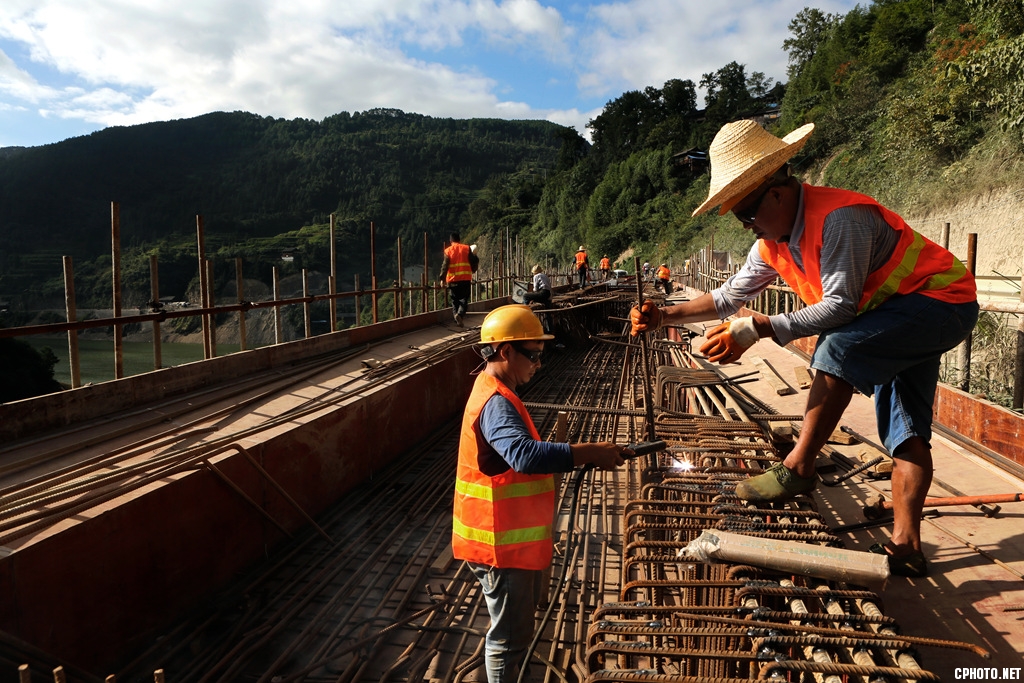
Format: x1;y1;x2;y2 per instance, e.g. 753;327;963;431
733;184;772;225
512;344;543;364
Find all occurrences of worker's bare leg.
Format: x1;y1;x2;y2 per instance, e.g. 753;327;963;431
887;437;931;555
783;370;854;477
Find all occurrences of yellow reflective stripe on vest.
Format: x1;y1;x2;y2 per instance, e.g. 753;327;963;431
455;476;555;501
448;262;472;276
859;232;926;314
923;258;967;293
452;518;551;546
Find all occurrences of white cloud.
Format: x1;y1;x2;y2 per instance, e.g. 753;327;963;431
0;0;862;147
579;0;858;103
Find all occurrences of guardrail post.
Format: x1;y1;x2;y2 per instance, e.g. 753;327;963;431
396;236;404;318
235;257;246;351
111;202;124;378
63;256;81;388
370;221;379;324
273;266;283;344
329;213;338;331
958;232;977;391
354;274;361;327
151;254;163;368
1014;252;1024;411
302;268;311;338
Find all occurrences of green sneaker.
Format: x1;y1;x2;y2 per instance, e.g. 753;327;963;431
735;462;816;502
869;543;928;577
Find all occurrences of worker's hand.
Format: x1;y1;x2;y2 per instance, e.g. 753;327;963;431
571;442;631;470
630;301;662;336
698;317;760;364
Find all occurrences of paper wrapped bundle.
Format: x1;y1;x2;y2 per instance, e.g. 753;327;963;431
682;529;889;586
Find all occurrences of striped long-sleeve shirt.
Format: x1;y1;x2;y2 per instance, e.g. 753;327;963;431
711;187;900;346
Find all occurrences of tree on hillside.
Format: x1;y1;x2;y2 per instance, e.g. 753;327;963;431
946;0;1024;134
587;79;699;165
783;7;840;80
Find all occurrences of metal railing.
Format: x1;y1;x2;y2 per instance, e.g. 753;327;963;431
0;203;569;390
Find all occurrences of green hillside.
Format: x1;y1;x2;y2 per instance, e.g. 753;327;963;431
0;110;570;308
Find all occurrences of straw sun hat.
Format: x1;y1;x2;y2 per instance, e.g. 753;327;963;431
692;120;815;217
531;264;543;274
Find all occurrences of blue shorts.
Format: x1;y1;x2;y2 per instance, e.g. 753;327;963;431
810;294;979;456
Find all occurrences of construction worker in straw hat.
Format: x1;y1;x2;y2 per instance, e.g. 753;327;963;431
521;264;552;305
630;119;978;578
452;305;629;683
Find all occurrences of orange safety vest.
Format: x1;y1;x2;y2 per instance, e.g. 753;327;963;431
452;372;556;570
759;185;976;314
600;258;611;270
575;251;588;269
445;242;473;283
656;266;670;280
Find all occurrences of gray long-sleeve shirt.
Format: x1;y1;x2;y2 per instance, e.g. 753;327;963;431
711;186;900;346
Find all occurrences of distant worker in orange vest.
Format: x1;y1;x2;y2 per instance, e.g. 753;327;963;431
439;232;478;326
573;246;589;289
655;263;672;295
599;255;611;281
452;305;629;683
631;120;978;578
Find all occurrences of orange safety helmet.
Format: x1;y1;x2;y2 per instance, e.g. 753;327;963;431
479;305;554;343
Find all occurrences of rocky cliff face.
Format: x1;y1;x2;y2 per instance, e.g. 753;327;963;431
907;188;1024;277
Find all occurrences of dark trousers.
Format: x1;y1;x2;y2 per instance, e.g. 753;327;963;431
523;289;551;305
449;281;471;316
577;267;587;288
658;278;673;295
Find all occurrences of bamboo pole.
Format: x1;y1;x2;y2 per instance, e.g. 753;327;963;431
329;213;338;332
111;202;124;379
370;221;379;324
958;233;977;391
150;254;162;369
196;215;212;359
235;257;247;351
396;236;404;318
273;266;283;344
423;232;429;313
1014;249;1024;410
206;258;217;358
354;274;361;327
302;268;311;338
62;256;81;388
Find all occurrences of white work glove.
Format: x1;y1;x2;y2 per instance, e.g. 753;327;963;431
699;317;760;364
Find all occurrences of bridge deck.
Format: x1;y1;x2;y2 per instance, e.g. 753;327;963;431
1;289;1022;681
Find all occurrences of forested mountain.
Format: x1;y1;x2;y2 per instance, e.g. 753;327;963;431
2;0;1023;314
525;0;1024;270
0;110;572;308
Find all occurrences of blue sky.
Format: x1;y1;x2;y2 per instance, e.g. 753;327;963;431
0;0;860;149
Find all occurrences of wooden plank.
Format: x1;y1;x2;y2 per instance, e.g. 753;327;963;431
856;447;893;475
793;365;813;390
749;355;796;395
934;383;1024;471
828;428;857;445
429;544;454;576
